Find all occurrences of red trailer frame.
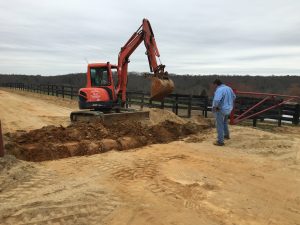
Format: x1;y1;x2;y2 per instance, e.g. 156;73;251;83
230;91;300;125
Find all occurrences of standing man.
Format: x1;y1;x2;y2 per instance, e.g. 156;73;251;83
212;79;236;146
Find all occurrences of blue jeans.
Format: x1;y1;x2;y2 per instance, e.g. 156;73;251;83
214;111;229;144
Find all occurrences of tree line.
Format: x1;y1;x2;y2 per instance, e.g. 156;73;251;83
0;73;299;96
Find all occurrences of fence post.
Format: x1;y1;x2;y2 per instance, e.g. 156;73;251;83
253;118;257;127
70;87;73;99
187;95;192;118
141;93;144;110
125;92;130;108
204;97;208;118
125;96;129;109
128;94;131;107
0;120;4;157
56;86;58;97
160;99;165;109
62;86;65;98
278;106;282;127
293;104;300;125
172;96;175;113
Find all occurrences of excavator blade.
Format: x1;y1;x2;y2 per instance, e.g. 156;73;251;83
70;110;150;125
150;77;175;100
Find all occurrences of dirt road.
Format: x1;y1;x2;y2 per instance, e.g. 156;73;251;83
0;89;74;132
0;89;300;225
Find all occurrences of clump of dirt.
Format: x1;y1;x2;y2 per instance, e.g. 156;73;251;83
5;119;211;162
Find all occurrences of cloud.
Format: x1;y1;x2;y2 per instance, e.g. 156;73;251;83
0;0;300;75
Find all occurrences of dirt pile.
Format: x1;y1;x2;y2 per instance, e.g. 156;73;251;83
5;120;211;162
148;108;186;125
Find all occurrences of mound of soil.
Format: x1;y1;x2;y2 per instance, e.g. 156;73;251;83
5;120;211;162
148;108;186;125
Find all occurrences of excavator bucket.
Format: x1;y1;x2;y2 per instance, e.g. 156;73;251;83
150;77;174;100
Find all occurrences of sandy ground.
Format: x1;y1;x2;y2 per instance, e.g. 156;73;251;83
0;89;300;225
0;89;75;132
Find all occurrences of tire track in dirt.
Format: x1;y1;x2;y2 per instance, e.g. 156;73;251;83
109;152;213;212
0;169;56;202
2;197;119;225
0;183;121;225
110;152;231;224
0;160;122;225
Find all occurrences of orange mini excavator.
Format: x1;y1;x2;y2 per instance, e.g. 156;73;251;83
70;19;174;122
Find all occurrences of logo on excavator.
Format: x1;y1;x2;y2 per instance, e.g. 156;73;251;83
91;91;101;101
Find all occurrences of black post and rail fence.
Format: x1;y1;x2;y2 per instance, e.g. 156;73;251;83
0;82;299;126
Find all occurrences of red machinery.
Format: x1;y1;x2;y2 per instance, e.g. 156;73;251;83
71;19;174;122
230;90;300;125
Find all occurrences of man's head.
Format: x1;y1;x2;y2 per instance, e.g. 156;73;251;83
213;79;222;86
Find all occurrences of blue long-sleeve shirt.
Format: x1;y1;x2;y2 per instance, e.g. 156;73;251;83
213;84;236;115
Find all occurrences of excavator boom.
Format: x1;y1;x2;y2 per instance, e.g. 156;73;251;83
116;18;174;102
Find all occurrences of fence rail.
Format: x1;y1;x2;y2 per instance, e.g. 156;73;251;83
2;83;80;99
126;91;208;118
1;82;299;126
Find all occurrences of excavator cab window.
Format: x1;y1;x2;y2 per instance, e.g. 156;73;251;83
90;67;110;87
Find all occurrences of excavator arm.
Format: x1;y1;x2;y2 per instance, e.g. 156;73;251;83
116;18;174;103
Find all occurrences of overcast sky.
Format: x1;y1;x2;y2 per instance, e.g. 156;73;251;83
0;0;300;75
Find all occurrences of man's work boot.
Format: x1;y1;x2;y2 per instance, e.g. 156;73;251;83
224;135;230;140
213;141;224;146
